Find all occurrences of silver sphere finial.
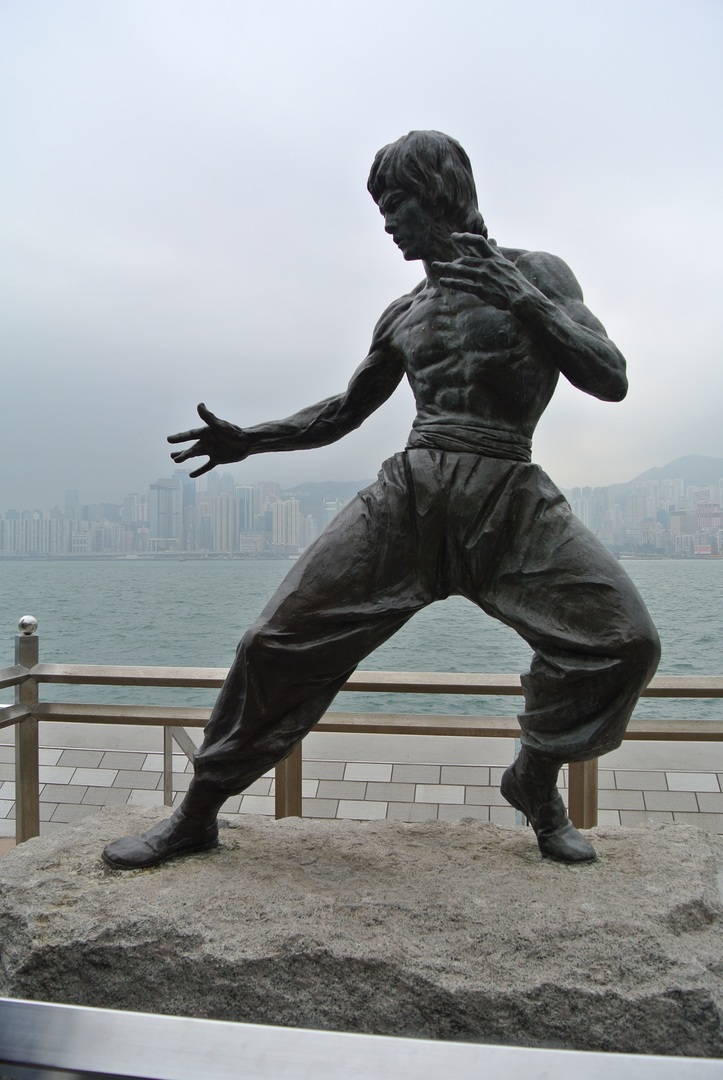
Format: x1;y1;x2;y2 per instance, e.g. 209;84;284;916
18;615;38;636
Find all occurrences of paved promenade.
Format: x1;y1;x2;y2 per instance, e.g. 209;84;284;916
2;726;723;852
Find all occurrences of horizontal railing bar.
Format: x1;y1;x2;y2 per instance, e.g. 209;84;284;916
25;664;723;697
0;665;28;690
29;703;723;741
0;703;31;729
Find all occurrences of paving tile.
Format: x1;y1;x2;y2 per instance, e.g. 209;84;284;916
101;751;147;769
666;772;720;793
0;782;15;800
619;810;675;826
344;762;392;782
220;796;242;813
336;800;388;820
38;766;75;784
302;779;319;798
598;790;645;811
171;773;193;792
316;780;367;800
38;749;63;766
437;804;489;822
598;771;616;790
614;770;668;791
0;818;15;837
489;805;517;826
244;778;273;797
644;791;698;812
0;838;15;856
365;782;416;801
415;784;464;805
464;786;509;806
489;767;508;786
597;810;621;826
391;764;440;784
82;787;130;807
39;803;55;821
672;812;723;834
237;795;275;815
113;770;161;790
51;804;99;823
301;798;339;818
127;790;165;808
0;765;15;781
72;768;118;787
440;765;491;786
40;784;88;805
0;746;14;764
57;750;104;768
696;792;723;813
0;800;13;819
386;802;439;822
142;754;189;773
302;761;345;780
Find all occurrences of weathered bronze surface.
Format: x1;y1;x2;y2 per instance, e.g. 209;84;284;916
103;132;659;870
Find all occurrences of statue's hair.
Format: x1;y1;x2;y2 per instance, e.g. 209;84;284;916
367;130;488;238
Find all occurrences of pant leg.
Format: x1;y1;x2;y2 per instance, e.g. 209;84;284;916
449;461;660;762
193;454;441;794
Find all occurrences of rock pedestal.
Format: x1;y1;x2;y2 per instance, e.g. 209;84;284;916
1;809;721;1056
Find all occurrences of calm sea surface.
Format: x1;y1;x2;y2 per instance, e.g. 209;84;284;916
0;559;720;721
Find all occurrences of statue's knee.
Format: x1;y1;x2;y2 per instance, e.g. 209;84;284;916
623;620;661;690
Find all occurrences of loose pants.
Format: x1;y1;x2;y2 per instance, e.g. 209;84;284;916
194;451;660;794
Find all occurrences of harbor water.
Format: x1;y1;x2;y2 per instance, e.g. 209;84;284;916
0;558;720;721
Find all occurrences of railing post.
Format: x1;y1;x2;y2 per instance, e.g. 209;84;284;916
275;743;302;818
568;759;598;830
163;727;173;806
15;617;40;843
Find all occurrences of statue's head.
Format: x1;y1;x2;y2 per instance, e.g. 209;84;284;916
367;131;487;238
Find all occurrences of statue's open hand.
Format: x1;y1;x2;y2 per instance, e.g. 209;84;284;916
168;403;252;478
433;232;529;310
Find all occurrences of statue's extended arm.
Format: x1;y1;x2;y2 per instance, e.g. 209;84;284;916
434;233;628;402
168;339;405;478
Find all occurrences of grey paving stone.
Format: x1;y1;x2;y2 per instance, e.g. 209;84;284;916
598;790;645;811
365;782;416;801
597;810;621;826
301;798;339;819
614;770;668;790
344;763;392;782
244;779;273;796
0;819;15;837
0;746;14;764
619;810;675;826
128;790;165;808
391;764;440;784
0;765;15;781
40;784;88;805
489;805;517;826
464;786;508;806
0;800;13;819
112;770;161;790
437;804;490;822
696;792;723;813
0;782;15;800
39;804;55;821
336;800;388;820
171;773;193;792
415;783;464;805
302;761;345;780
82;787;131;807
386;802;439;822
51;804;98;823
101;752;147;770
598;770;616;790
57;750;104;768
644;791;698;812
672;812;723;833
316;780;367;800
667;772;720;793
440;765;491;786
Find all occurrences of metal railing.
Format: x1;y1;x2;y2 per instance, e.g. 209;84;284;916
2;622;723;844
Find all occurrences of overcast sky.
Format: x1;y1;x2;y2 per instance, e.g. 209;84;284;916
1;0;721;510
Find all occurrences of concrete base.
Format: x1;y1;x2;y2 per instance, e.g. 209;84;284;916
1;809;722;1056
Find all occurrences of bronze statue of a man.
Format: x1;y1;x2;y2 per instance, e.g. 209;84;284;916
104;131;659;869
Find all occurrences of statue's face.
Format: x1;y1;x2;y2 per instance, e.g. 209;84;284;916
378;188;445;262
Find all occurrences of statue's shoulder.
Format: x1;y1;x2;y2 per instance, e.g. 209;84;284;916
371;282;424;344
511;249;584;303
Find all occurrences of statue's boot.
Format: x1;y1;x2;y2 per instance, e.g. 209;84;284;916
102;781;225;870
500;747;596;863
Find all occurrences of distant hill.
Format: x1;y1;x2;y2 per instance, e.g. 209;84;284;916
281;479;374;520
630;455;723;487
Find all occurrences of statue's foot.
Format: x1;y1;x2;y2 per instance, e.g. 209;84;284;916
500;762;596;864
102;808;219;870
